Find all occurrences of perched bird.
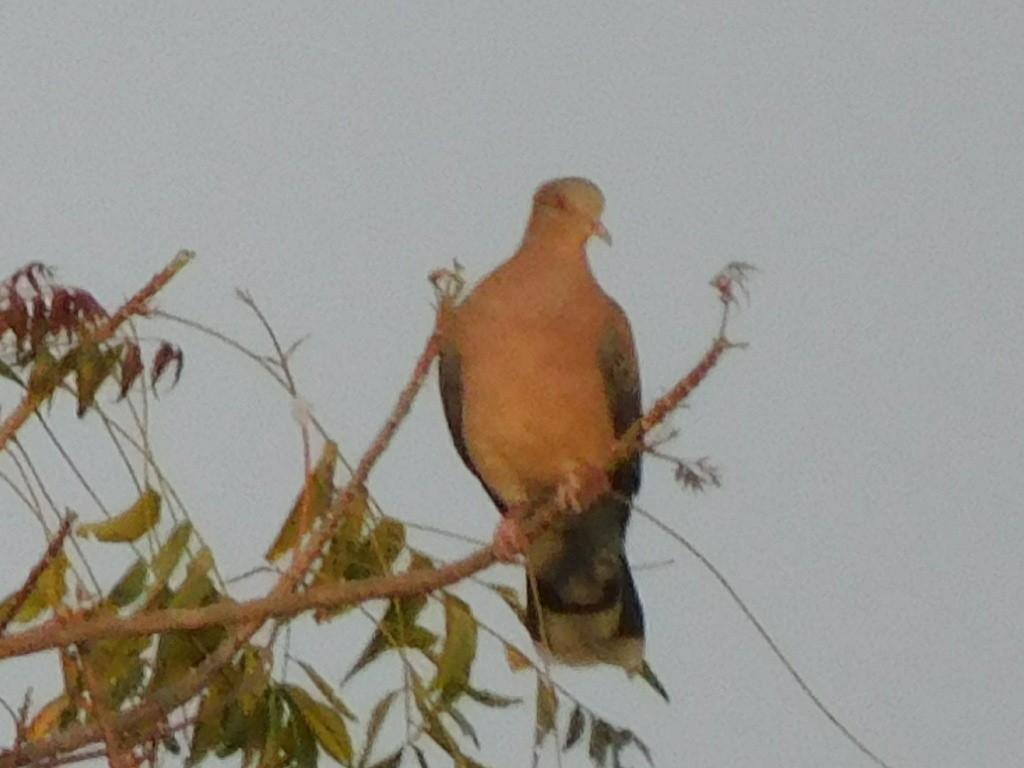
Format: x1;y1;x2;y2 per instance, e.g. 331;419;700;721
438;177;644;671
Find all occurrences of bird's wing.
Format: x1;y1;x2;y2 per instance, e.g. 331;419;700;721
597;299;643;500
438;341;507;513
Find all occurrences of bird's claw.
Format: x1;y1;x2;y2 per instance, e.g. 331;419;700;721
492;516;528;562
556;463;610;513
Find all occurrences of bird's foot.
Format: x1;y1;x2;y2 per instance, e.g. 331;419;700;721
492;514;529;562
556;463;610;513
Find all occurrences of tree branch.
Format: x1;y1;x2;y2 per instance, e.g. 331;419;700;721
0;251;193;455
0;330;736;663
0;268;741;768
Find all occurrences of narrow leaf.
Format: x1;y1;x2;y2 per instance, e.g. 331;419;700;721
487;582;526;623
534;679;557;748
266;442;338;562
257;688;287;768
565;705;586;750
118;342;144;398
74;341;116;416
79;488;161;542
365;751;402;768
168;547;216;608
26;695;71;741
296;659;357;721
433;594;477;700
151;522;193;585
151;341;184;391
505;645;532;673
1;551;69;623
108;559;148;607
0;359;23;385
629;730;655;766
589;718;612;764
359;690;398;768
444;704;480;749
285;685;353;765
27;347;64;404
462;686;521;709
343;592;429;682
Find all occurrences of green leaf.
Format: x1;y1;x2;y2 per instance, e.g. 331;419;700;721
168;547;215;608
432;594;477;701
27;347;65;405
191;692;227;765
589;718;612;765
342;517;405;582
444;704;479;749
315;489;370;586
151;522;193;587
267;442;339;562
565;705;586;750
0;359;24;386
462;686;521;709
486;582;526;623
189;675;233;765
288;699;319;768
0;551;68;623
257;688;287;768
74;341;118;416
359;690;398;768
296;659;357;721
343;592;430;683
150;622;226;692
79;488;161;543
534;679;557;749
365;751;402;768
285;685;353;765
109;559;148;607
629;730;655;766
84;629;150;707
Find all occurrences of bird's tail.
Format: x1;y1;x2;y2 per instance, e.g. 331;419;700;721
524;500;645;671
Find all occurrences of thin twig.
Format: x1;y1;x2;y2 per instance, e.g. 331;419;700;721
0;251;193;454
0;514;76;635
77;659;129;768
0;308;449;768
0;265;737;768
632;502;892;768
151;310;287;388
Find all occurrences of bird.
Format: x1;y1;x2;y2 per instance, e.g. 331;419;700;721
438;177;645;672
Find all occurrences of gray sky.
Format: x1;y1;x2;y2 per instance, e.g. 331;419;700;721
2;3;1023;767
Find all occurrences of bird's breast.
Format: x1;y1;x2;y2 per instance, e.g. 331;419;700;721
456;302;615;501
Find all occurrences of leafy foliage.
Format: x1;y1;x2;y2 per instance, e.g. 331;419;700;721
0;258;675;768
0;262;183;414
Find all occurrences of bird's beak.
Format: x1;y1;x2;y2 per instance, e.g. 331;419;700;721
592;219;612;246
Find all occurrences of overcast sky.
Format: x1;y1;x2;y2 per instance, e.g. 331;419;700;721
2;3;1023;767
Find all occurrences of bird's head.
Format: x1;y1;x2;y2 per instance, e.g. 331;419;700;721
529;177;612;247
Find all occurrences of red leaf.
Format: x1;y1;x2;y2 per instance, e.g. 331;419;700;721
48;289;77;339
150;342;183;392
72;290;108;322
18;262;52;294
29;296;50;354
0;295;29;344
119;343;144;399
